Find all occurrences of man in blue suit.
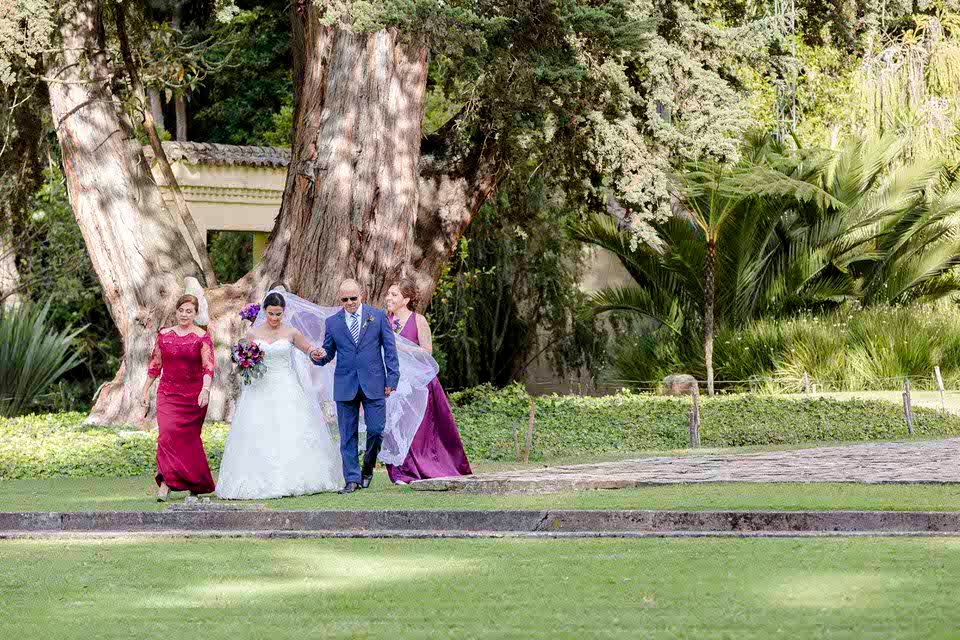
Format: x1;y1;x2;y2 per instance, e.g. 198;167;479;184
310;279;400;493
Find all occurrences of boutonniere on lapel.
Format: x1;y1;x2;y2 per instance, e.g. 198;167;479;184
364;314;375;328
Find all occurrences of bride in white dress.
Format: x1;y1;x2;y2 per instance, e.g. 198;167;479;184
216;291;343;499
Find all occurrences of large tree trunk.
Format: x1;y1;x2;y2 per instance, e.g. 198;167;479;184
269;11;500;309
271;18;428;305
46;0;206;425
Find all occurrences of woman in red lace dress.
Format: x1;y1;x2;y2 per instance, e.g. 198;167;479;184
141;294;216;501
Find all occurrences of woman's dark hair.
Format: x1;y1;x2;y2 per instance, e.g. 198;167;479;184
175;294;199;313
394;278;419;311
263;292;286;309
268;281;288;291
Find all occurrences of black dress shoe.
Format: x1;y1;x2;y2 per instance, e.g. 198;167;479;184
339;481;360;494
360;474;373;489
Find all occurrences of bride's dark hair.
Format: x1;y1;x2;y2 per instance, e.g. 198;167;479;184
263;292;286;309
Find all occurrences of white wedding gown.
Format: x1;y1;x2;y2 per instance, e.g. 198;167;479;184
216;339;344;499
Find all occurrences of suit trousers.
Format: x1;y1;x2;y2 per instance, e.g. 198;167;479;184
336;388;386;483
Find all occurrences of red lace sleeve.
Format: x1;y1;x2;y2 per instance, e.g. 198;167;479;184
200;333;215;378
147;334;163;378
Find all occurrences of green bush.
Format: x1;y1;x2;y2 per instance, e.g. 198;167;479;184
0;413;229;480
615;304;960;392
3;385;959;478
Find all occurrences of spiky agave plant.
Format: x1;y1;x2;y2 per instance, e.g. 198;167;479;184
0;300;85;416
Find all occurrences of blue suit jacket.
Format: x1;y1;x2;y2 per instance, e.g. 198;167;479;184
314;306;400;402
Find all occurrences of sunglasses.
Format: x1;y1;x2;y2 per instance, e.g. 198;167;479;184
340;296;359;302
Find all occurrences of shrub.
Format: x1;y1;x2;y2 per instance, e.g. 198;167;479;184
0;301;85;417
0;413;228;480
614;304;960;392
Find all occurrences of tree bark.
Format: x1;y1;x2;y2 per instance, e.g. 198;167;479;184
703;238;716;396
269;17;429;305
46;0;206;425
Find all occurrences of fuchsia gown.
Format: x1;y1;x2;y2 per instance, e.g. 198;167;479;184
386;312;472;483
147;330;217;494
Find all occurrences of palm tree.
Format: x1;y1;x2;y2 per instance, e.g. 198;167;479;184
657;138;838;394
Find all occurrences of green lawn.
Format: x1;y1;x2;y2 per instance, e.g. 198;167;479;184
807;390;960;414
5;473;960;512
2;537;960;639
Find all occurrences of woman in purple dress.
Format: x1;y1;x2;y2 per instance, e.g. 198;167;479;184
384;279;472;484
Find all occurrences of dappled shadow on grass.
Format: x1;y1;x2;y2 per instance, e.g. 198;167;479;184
761;571;909;609
139;546;474;608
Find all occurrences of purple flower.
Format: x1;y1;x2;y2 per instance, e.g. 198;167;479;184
239;303;261;322
393;318;402;334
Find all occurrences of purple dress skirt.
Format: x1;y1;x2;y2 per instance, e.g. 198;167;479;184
385;313;472;483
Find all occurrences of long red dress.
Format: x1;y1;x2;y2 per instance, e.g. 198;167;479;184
147;330;216;494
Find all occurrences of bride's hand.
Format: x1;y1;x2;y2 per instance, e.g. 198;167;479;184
198;388;210;408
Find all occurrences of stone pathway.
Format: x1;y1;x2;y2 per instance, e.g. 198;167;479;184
411;439;960;494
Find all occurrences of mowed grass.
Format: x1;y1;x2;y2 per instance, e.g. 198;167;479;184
812;390;960;414
2;537;960;639
4;472;960;512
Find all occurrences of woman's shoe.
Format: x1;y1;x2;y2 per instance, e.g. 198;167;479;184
157;482;170;502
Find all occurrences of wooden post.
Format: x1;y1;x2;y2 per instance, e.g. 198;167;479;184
512;420;521;462
802;371;810;396
688;385;701;448
902;378;914;436
523;397;536;464
935;366;946;413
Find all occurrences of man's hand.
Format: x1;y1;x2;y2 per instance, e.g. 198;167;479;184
310;347;327;362
384;387;394;397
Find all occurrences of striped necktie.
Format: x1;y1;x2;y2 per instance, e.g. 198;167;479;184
350;313;361;343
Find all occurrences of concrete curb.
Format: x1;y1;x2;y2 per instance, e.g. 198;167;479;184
5;530;960;540
3;509;960;535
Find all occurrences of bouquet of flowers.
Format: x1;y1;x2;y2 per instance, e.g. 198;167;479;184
231;339;265;385
239;303;260;323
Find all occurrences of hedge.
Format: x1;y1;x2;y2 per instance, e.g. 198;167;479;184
2;385;958;479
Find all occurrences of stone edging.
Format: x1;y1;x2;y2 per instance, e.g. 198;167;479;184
3;510;960;536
